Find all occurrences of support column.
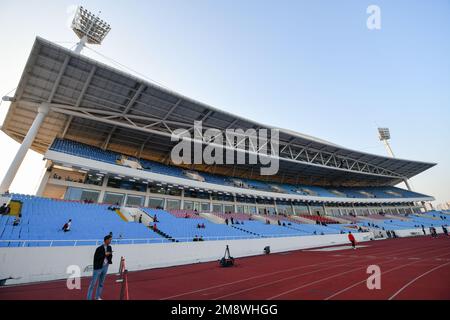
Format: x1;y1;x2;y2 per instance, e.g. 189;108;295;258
0;103;50;194
209;193;213;212
98;175;108;204
403;179;412;191
180;189;185;210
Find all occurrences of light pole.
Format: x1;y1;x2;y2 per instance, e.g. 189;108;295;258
71;6;111;54
378;127;412;191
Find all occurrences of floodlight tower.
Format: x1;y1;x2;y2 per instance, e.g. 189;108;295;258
378;127;412;191
378;128;395;157
71;6;111;54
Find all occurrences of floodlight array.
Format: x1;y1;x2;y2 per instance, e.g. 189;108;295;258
71;6;111;45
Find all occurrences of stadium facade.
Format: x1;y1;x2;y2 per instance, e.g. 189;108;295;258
1;37;436;217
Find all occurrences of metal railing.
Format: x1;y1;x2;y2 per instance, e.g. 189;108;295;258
0;232;330;247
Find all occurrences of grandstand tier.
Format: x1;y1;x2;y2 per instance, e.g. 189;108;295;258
1;195;448;248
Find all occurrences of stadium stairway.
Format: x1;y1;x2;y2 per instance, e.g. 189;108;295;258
289;215;315;224
199;212;226;224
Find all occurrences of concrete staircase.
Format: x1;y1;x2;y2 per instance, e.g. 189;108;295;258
199;212;225;224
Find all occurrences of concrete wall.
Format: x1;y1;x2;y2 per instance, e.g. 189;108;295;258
0;232;373;285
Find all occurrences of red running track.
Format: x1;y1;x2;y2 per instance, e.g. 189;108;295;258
1;236;450;300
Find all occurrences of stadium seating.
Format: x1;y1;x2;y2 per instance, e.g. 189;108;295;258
0;195;167;247
49;138;430;200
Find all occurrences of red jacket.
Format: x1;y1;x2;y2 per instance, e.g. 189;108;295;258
348;233;356;242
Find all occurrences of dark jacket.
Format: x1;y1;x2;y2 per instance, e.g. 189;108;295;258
93;244;113;270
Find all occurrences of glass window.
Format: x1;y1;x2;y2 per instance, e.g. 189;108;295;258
64;187;99;203
84;173;104;186
224;204;234;213
212;204;223;213
166;199;181;210
148;197;164;209
103;192;125;205
107;177;146;192
126;195;144;207
294;204;309;215
184;201;194;210
193;202;200;212
201;202;210;211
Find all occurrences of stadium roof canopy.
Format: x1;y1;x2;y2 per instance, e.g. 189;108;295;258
1;37;436;187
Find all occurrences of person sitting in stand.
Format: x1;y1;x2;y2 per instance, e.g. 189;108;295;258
184;213;190;219
201;223;205;229
152;223;158;232
13;216;21;226
153;214;158;222
199;236;204;242
0;203;7;215
193;235;199;242
62;219;72;232
277;220;281;226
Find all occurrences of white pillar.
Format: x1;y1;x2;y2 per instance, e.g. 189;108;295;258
403;179;413;191
98;175;108;204
36;169;51;196
0;103;49;194
180;189;185;210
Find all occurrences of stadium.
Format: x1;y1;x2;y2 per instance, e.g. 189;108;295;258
0;5;449;302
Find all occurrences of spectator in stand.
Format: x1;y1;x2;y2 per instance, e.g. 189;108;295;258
152;223;158;232
225;218;229;225
348;232;356;249
138;215;142;223
62;219;72;232
277;220;281;226
13;216;21;226
0;203;7;215
184;213;190;219
230;217;234;225
199;236;204;242
193;235;199;242
153;214;158;222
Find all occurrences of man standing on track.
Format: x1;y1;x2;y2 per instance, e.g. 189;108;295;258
348;231;356;249
87;235;113;300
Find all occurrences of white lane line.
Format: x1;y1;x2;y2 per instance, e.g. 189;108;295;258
388;261;450;300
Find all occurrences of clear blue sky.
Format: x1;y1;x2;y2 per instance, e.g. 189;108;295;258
0;0;449;204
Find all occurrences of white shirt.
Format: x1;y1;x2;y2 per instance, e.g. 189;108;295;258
103;245;109;266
